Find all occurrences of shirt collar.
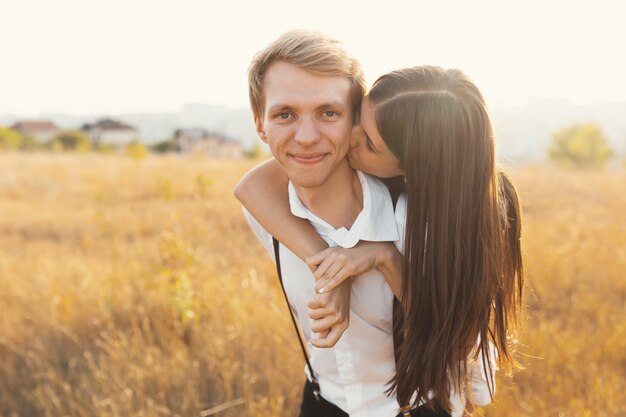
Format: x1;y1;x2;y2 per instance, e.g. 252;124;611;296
288;170;399;248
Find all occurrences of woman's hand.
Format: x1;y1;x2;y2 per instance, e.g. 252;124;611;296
306;241;401;295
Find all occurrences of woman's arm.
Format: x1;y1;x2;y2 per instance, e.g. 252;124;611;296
235;158;350;348
234;158;328;259
307;241;403;299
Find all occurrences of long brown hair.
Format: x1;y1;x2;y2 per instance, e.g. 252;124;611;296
370;66;524;411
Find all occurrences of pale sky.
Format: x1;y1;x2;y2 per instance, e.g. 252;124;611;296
1;0;624;116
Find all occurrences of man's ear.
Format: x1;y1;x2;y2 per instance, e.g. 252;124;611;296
254;116;268;144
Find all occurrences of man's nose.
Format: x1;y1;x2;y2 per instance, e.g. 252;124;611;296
294;117;320;146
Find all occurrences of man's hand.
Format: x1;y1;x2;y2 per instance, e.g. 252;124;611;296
306;278;351;348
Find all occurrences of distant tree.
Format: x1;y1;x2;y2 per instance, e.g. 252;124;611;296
0;126;23;150
51;130;92;152
93;141;116;154
548;123;613;168
126;141;148;159
151;139;178;153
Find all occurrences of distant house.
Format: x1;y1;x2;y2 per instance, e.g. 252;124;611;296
174;128;242;158
82;118;137;147
10;120;60;142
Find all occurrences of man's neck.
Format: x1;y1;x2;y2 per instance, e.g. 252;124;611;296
293;161;363;230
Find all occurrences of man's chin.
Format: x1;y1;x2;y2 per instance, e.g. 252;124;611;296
282;155;350;188
288;176;327;189
283;164;327;188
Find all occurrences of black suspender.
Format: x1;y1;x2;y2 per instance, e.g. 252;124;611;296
272;237;321;401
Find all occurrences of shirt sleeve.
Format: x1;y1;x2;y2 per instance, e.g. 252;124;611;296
242;207;276;262
466;341;498;406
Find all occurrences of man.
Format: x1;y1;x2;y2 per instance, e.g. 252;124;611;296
240;30;404;417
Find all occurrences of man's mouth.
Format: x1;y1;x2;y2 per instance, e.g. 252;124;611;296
290;153;328;165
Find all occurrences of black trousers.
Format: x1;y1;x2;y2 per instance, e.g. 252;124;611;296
299;379;451;417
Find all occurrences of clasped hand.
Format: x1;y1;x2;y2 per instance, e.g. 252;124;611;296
304;242;391;348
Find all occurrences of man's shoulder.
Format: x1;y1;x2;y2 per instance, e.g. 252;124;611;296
242;208;275;260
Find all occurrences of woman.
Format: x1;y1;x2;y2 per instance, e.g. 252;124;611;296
235;66;524;415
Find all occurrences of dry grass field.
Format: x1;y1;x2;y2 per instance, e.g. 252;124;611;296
0;153;624;417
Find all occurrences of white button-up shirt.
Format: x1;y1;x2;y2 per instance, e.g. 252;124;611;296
245;171;401;417
244;171;495;417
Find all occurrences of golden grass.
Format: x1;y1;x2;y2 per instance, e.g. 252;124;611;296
0;153;624;417
488;166;626;417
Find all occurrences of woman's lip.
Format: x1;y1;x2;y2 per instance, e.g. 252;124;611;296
291;154;327;164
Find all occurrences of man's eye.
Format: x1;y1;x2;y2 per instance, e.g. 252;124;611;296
323;111;337;117
277;113;291;119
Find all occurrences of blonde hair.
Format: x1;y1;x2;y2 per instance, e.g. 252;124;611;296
248;29;366;120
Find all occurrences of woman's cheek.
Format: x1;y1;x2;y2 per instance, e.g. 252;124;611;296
349;148;376;174
347;146;365;171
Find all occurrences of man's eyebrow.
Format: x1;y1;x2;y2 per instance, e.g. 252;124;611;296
267;100;348;114
266;104;295;114
315;100;348;111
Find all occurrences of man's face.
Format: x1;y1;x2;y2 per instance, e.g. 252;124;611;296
255;61;354;189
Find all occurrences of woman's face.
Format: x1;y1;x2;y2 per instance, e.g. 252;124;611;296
348;96;404;178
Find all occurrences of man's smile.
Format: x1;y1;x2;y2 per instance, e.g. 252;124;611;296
289;153;329;165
